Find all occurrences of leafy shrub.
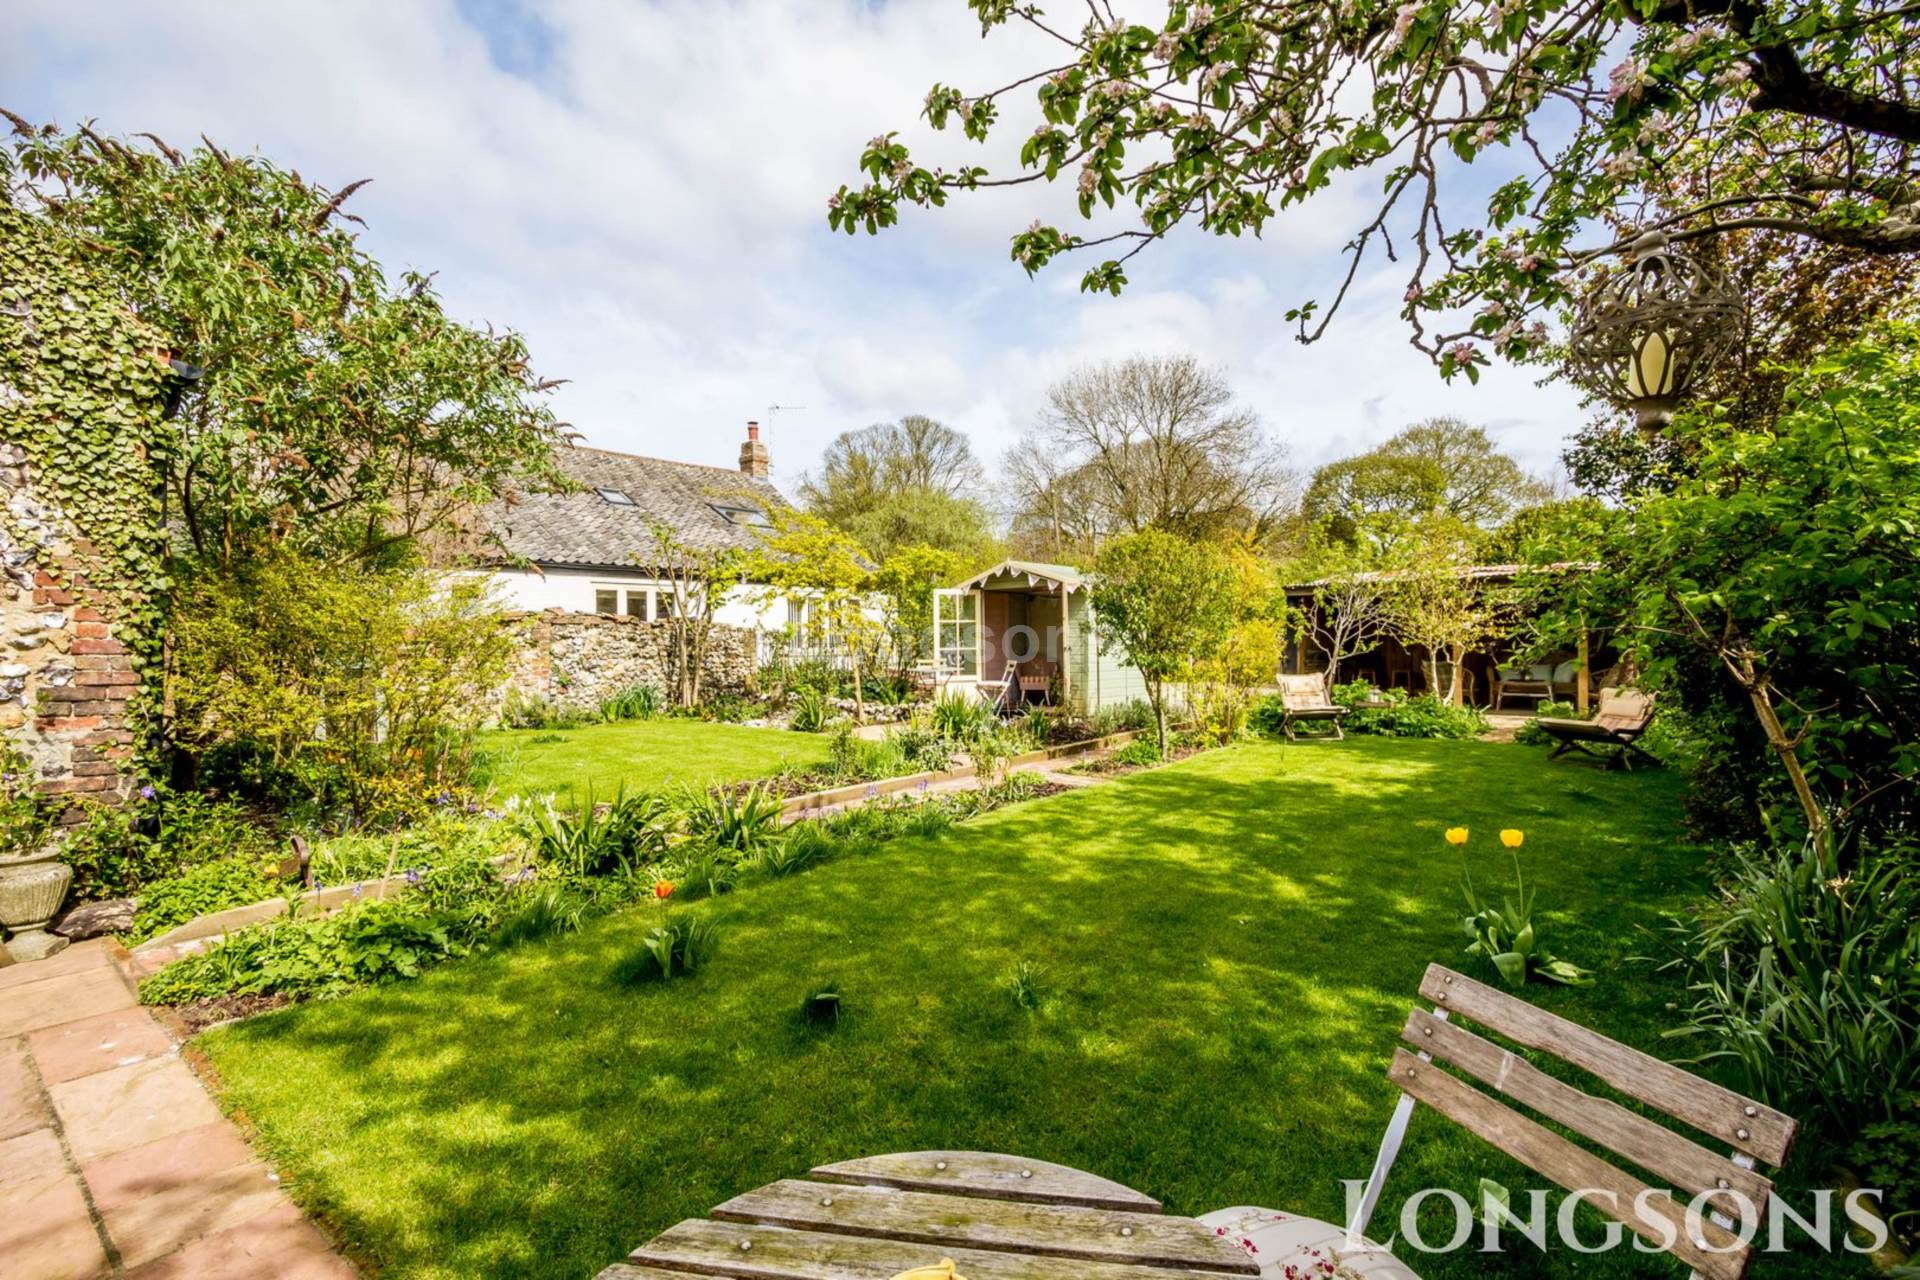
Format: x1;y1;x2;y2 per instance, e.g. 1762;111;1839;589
1663;835;1919;1139
169;553;515;826
614;915;723;982
128;856;287;943
931;693;996;743
66;788;281;903
750;832;830;879
522;788;672;879
893;725;956;774
1108;739;1162;769
663;846;736;899
681;783;783;859
499;688;591;730
1300;684;1490;739
1459;849;1591;987
310;809;527;887
139;895;488;1005
1088;699;1155;737
1850;1096;1920;1251
966;724;1028;782
598;682;661;723
492;886;586;948
697;692;757;723
789;687;834;733
0;741;54;861
1512;700;1578;746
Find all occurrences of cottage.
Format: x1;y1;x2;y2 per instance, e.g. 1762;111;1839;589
930;559;1149;714
471;422;806;633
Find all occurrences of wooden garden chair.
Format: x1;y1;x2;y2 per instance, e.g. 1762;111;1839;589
1538;687;1657;770
1274;674;1348;741
1201;963;1798;1279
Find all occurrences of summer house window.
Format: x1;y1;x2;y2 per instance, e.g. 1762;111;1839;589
934;589;979;677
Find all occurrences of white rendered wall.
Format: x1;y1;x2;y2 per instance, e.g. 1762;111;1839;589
465;567;790;630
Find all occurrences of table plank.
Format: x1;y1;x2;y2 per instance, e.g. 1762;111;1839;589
711;1180;1257;1275
810;1151;1161;1213
631;1218;1251;1280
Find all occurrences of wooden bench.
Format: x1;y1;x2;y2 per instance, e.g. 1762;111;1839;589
1203;963;1798;1279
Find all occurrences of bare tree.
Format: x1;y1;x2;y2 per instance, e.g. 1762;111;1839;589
646;522;744;710
799;415;984;521
1016;355;1292;547
1303;557;1394;693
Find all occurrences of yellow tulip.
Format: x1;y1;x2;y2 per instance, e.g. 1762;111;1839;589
1500;829;1525;849
1444;827;1469;846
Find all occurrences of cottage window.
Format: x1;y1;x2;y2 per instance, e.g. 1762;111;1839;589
623;590;651;620
594;588;618;616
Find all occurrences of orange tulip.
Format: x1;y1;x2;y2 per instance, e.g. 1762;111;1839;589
1501;829;1525;849
653;880;675;901
1444;827;1470;846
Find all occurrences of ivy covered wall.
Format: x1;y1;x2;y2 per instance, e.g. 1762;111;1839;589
0;203;169;811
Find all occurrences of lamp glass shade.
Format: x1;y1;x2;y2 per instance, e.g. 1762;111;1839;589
1627;330;1677;400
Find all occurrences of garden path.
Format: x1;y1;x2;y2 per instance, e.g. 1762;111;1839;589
0;939;356;1280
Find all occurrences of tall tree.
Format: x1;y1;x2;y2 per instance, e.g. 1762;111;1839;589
1306;419;1545;546
799;415;994;559
745;510;880;724
1383;521;1497;704
1289;537;1397;691
1016;354;1291;546
1089;529;1236;755
830;2;1920;379
1;117;563;569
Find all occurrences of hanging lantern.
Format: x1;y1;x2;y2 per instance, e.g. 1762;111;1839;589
1566;230;1744;431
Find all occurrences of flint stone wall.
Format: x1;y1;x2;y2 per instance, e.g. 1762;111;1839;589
505;610;756;714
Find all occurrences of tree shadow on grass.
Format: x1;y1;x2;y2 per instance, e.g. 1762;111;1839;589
203;740;1855;1280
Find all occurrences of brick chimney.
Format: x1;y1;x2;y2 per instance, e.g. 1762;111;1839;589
738;420;770;479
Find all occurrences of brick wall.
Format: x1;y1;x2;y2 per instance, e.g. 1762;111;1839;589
0;446;140;816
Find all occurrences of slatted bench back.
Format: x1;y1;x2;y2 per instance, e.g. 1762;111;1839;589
1393;964;1796;1280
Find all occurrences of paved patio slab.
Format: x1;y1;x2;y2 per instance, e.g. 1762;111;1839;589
0;939;356;1279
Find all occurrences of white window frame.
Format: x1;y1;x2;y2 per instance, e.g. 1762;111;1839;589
933;588;980;677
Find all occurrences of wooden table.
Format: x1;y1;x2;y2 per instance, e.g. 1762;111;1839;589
597;1151;1261;1280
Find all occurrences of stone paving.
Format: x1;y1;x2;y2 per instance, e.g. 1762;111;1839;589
0;939;356;1280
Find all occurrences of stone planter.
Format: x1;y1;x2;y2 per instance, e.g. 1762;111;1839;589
0;843;72;962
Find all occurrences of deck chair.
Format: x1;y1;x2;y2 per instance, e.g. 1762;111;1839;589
1274;674;1348;742
1201;964;1797;1279
1538;687;1657;770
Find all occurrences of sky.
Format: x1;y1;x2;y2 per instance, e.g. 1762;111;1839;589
5;0;1590;499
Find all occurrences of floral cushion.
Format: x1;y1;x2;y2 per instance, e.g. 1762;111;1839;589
1198;1207;1422;1279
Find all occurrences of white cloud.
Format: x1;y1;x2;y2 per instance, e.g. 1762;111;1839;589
2;0;1587;495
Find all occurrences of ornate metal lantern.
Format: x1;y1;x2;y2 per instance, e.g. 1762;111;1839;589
1566;230;1744;431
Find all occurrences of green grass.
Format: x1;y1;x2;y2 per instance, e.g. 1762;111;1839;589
474;718;833;802
198;740;1866;1280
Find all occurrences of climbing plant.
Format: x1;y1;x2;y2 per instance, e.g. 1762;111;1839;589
0;200;170;671
1;115;565;570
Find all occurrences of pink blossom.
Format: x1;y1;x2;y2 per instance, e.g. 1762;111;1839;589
1449;341;1479;365
1393;3;1421;38
1404;282;1423;303
1606;58;1648;104
1154;30;1180;61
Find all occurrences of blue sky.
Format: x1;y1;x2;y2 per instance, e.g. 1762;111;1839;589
5;0;1589;497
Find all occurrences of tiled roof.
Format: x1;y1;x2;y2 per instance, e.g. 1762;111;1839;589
481;445;784;569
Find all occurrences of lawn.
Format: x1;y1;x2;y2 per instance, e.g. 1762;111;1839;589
197;739;1864;1280
474;718;834;802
